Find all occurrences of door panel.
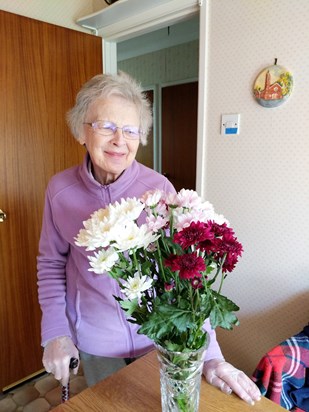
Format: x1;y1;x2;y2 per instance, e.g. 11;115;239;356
0;11;102;389
162;82;198;191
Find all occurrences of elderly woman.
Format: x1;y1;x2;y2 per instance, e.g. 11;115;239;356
37;71;260;405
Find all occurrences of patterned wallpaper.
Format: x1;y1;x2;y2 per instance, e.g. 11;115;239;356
106;8;309;377
118;0;309;377
204;0;309;375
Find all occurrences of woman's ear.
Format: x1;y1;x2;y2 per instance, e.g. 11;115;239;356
78;135;86;145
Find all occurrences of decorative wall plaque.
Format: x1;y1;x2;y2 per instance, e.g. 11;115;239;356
253;63;293;108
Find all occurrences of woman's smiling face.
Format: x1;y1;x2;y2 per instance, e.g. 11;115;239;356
80;95;140;185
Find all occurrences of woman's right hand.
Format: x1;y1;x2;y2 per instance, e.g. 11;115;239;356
43;336;79;386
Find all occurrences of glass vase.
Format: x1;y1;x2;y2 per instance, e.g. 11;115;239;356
155;343;207;412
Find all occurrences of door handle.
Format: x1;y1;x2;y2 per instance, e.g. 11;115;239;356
0;209;7;222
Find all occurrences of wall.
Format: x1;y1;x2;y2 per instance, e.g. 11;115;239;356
203;0;309;376
0;0;107;32
118;39;198;86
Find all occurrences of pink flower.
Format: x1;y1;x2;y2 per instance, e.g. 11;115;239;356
174;189;203;208
164;253;206;280
140;189;163;206
163;192;178;205
146;214;168;232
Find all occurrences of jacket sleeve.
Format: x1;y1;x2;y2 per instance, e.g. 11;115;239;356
37;186;72;346
203;319;224;361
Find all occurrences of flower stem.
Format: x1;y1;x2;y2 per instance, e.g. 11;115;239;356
217;253;227;294
155;239;167;282
132;250;140;274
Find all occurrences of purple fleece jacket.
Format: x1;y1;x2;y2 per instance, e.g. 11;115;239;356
37;153;223;360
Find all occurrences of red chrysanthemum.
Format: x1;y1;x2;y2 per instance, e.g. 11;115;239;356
197;221;243;273
190;277;203;289
210;221;234;237
173;221;214;250
221;234;243;272
206;232;243;273
164;253;206;280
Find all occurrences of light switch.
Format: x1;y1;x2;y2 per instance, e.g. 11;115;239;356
221;114;240;135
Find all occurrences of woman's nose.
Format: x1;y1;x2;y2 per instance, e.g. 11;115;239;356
111;127;125;144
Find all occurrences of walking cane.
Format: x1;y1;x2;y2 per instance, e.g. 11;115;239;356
61;357;79;403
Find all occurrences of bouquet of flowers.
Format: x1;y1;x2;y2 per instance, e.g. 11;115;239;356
75;189;242;353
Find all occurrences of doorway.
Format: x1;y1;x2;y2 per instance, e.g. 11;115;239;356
161;81;198;191
117;16;199;190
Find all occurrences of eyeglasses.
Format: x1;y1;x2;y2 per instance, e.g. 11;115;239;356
84;120;142;140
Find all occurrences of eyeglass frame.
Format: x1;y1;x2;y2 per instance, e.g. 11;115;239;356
83;120;144;140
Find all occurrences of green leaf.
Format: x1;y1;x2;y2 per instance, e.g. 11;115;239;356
158;304;195;333
209;292;239;330
118;298;139;316
139;312;172;340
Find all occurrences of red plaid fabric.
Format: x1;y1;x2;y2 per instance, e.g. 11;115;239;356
252;325;309;411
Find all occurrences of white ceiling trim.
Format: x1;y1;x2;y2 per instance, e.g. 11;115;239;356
76;0;200;41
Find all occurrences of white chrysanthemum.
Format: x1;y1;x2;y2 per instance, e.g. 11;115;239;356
113;222;159;251
90;207;111;223
107;197;144;224
88;248;119;274
121;272;153;300
75;206;114;250
75;217;116;251
75;228;91;247
140;189;163;207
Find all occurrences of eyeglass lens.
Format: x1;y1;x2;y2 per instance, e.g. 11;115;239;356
94;121;140;139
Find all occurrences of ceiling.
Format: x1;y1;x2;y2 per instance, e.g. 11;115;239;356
117;14;199;61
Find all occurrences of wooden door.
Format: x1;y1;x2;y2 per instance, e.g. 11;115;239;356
161;82;198;191
0;11;102;390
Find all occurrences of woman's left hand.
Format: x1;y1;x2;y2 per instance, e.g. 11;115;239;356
203;358;261;405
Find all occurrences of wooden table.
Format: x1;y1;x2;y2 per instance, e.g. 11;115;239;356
53;351;286;411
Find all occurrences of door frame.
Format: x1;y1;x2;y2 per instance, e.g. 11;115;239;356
101;0;208;196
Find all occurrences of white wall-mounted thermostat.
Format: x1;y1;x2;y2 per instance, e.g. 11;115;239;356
221;114;240;135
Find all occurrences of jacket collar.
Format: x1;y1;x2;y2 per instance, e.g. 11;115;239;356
79;153;139;198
